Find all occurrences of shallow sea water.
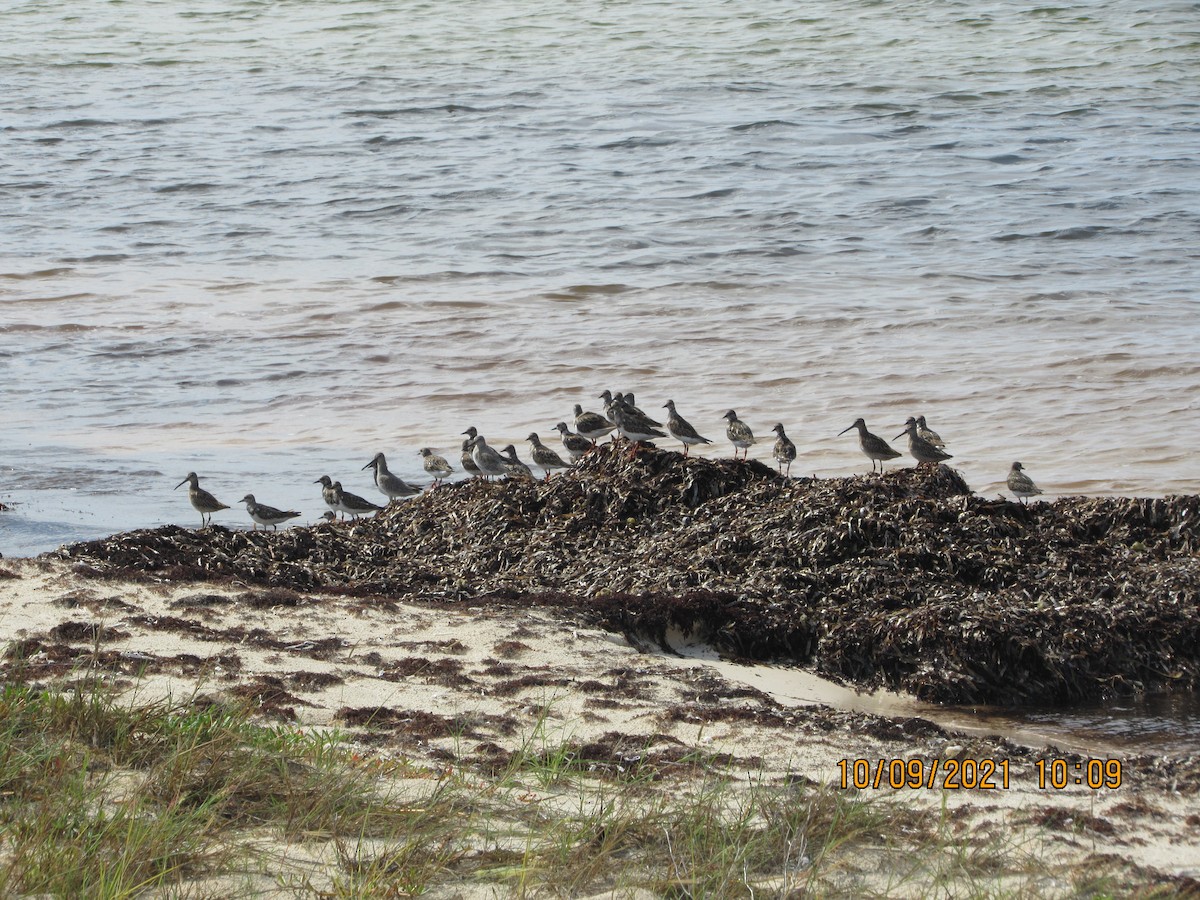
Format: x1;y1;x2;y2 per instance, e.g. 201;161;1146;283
1;0;1198;743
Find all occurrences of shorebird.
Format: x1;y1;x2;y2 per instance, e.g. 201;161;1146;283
573;403;616;443
466;434;509;481
554;422;593;461
500;444;534;479
916;415;946;448
663;400;712;457
460;437;482;477
771;423;797;477
175;472;229;527
723;410;756;460
1007;461;1043;503
240;494;301;531
363;452;421;502
598;390;619;421
838;418;902;473
611;398;667;448
314;475;341;518
334;481;384;519
619;393;657;422
418;447;455;486
896;418;954;466
527;432;571;479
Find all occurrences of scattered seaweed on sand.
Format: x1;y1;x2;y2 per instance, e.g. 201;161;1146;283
55;443;1200;705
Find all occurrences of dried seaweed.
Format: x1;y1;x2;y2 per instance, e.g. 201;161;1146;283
53;443;1200;705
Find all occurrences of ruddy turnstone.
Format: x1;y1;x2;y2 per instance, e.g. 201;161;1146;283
663;400;712;456
553;422;593;461
175;472;229;527
771;423;797;477
722;410;755;460
573;403;616;443
611;399;667;446
334;481;384;519
1007;461;1043;502
363;452;421;501
418;447;455;485
460;437;482;476
838;419;902;473
527;432;571;479
916;415;946;448
896;418;954;465
240;494;301;531
500;444;534;479
314;475;341;517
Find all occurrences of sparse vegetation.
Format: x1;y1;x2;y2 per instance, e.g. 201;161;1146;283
0;678;1153;898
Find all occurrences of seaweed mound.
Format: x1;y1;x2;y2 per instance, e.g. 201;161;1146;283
56;444;1200;705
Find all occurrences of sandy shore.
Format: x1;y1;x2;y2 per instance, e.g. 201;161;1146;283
2;556;1198;892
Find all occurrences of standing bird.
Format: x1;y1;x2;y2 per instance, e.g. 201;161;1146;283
723;410;756;460
1007;461;1043;503
175;472;229;527
663;400;712;457
771;423;797;477
553;422;593;461
838;418;902;474
916;415;946;449
895;417;954;466
620;391;655;420
527;432;571;479
611;398;667;449
334;481;384;519
418;447;455;486
467;434;509;481
500;444;534;479
460;437;482;477
573;403;616;444
314;475;341;518
363;452;421;502
240;494;301;531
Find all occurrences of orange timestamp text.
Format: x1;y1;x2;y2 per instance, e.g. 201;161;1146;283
837;757;1124;791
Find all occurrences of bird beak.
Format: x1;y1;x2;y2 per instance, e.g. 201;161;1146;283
362;460;372;471
893;429;907;440
837;425;853;436
174;479;187;489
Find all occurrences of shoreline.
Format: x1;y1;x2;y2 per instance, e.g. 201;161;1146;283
46;444;1200;707
6;445;1200;887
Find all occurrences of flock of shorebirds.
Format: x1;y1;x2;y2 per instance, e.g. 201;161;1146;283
175;389;1045;529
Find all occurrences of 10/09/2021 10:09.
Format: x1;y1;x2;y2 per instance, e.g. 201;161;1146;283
837;758;1124;791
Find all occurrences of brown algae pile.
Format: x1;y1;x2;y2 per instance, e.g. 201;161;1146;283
56;444;1200;706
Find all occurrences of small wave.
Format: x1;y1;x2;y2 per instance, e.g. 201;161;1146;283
685;188;738;200
60;254;131;263
0;267;75;280
154;182;221;194
0;322;95;334
334;203;413;219
364;135;425;145
729;119;797;132
45;118;116;129
597;136;677;150
364;300;413;312
994;225;1118;242
343;104;482;118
